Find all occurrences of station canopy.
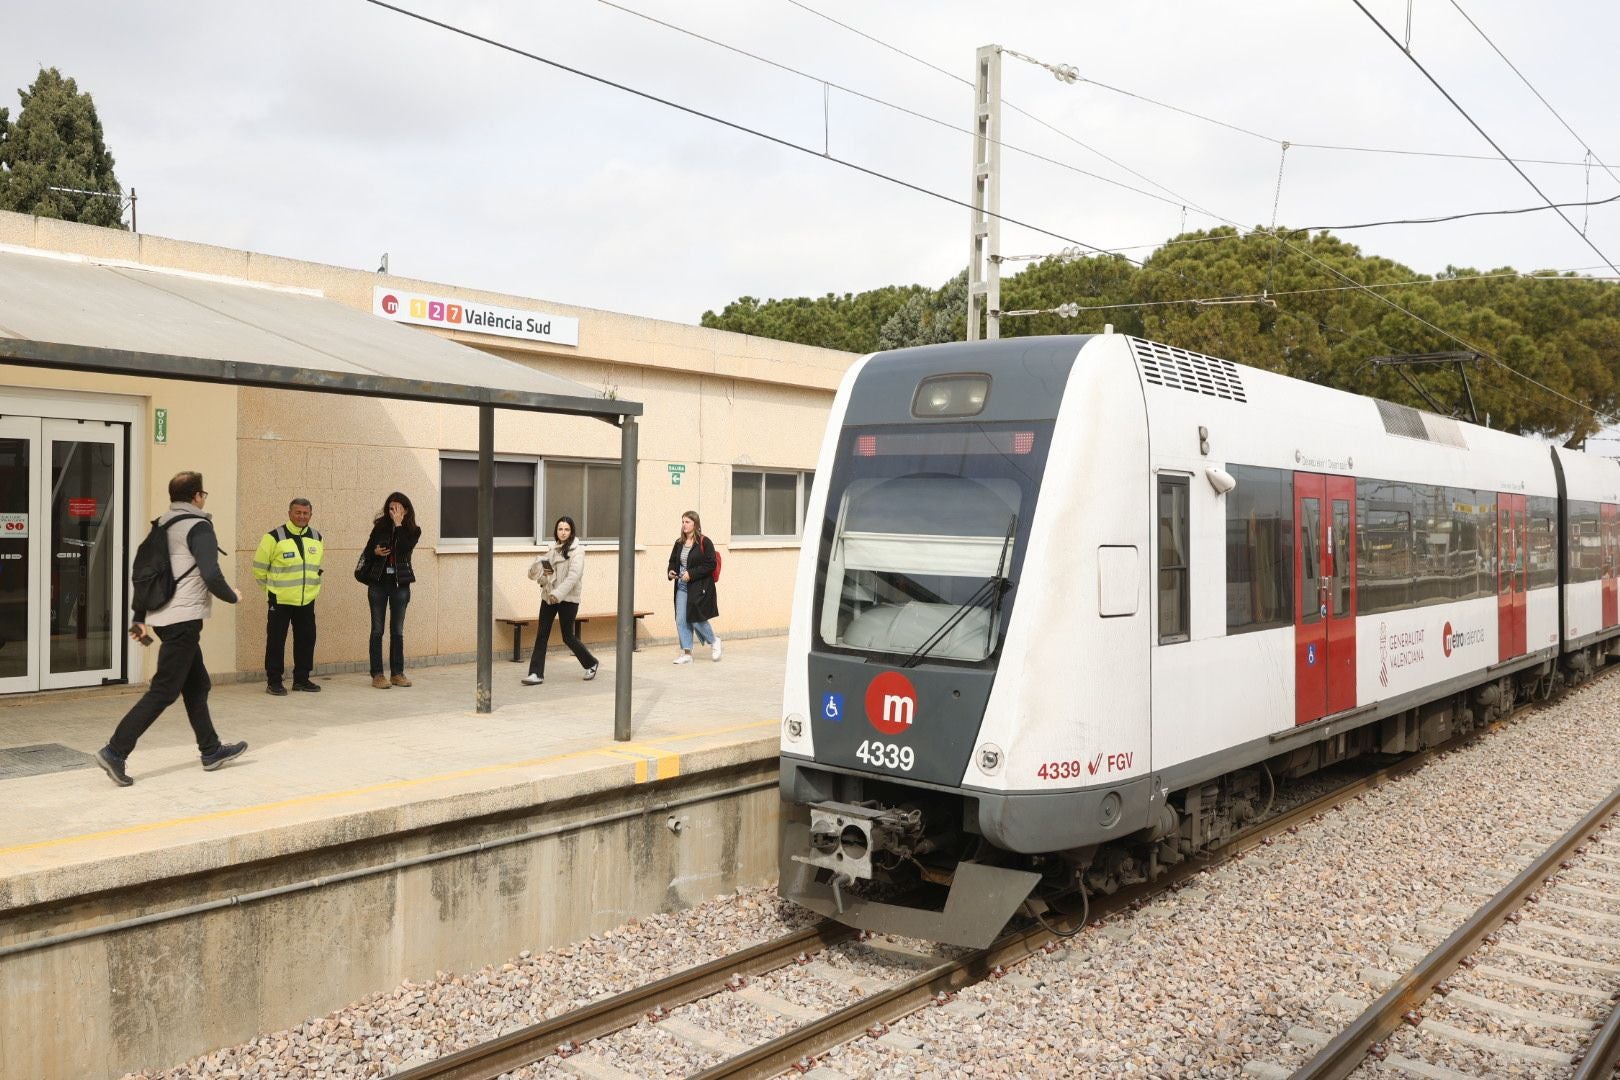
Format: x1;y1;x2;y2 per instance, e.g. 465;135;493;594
0;248;638;419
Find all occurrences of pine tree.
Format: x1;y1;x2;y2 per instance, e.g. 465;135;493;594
0;67;127;228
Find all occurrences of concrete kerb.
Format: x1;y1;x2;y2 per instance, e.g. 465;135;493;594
0;733;778;915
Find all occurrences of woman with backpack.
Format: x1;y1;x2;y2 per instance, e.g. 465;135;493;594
522;515;600;685
666;510;721;665
359;492;421;689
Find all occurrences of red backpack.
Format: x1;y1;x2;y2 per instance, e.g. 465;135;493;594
711;545;723;583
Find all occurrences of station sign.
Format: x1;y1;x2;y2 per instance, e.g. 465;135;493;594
372;287;579;347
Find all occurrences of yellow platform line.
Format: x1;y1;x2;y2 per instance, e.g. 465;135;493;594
0;720;776;859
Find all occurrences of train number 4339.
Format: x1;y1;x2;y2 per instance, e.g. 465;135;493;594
855;740;915;772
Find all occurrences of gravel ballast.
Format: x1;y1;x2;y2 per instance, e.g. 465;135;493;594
128;676;1620;1079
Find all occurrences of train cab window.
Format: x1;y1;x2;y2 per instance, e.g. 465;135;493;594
1157;475;1190;644
1225;464;1293;634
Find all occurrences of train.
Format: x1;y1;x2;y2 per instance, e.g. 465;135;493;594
777;332;1620;947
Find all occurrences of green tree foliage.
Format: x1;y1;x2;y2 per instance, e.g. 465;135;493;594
0;67;126;228
702;226;1620;441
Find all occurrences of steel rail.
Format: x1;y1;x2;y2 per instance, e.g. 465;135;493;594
401;670;1607;1080
390;921;855;1080
687;732;1507;1080
1289;782;1620;1080
1572;979;1620;1079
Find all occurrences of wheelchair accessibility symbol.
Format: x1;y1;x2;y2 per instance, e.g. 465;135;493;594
1307;643;1317;666
821;692;844;722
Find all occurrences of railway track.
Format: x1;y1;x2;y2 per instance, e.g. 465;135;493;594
1260;782;1620;1080
394;705;1545;1080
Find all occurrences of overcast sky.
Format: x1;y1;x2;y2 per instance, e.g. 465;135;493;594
7;0;1618;331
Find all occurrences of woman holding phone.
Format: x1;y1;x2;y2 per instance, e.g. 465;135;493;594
523;516;599;685
666;510;721;665
364;492;421;689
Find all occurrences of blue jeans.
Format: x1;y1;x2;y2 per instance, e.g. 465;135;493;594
368;580;411;676
675;581;715;651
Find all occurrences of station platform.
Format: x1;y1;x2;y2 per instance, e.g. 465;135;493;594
0;635;785;910
0;636;789;1079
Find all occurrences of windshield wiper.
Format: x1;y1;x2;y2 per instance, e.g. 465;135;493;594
900;513;1017;668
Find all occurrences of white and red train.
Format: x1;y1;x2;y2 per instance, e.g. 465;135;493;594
778;333;1620;946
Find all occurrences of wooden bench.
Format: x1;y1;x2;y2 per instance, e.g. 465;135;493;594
498;610;654;661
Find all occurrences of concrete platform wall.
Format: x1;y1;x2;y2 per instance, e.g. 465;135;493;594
0;761;780;1080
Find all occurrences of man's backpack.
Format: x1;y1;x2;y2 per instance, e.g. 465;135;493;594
130;515;202;613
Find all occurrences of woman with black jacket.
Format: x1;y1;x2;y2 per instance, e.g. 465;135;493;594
666;510;721;664
362;492;421;688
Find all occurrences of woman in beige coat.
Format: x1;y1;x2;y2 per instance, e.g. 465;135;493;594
522;516;600;685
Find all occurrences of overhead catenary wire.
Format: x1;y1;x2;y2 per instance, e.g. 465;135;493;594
784;0;1608;173
1446;0;1620;196
355;0;1127;262
590;0;1216;220
1347;0;1620;279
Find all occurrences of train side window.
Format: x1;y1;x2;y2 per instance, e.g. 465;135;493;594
1157;475;1190;644
1225;464;1293;634
1528;496;1558;589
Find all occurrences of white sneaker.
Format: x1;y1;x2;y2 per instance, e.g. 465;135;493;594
583;663;599;681
673;653;693;665
521;673;543;685
710;638;723;662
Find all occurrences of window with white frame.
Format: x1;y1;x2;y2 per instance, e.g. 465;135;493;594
438;456;622;543
733;469;815;539
543;459;621;542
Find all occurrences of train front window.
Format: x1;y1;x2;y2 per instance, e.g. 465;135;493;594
814;423;1050;665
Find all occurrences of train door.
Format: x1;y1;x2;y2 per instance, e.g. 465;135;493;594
1294;472;1354;724
1325;476;1356;715
1497;493;1527;661
1603;503;1618;629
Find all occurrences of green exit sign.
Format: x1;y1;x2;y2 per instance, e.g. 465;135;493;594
667;463;686;486
154;408;168;443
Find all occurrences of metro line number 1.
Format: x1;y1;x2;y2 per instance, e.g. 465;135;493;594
855;740;915;772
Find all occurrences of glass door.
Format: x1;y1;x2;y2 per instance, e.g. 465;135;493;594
0;417;41;694
40;419;126;690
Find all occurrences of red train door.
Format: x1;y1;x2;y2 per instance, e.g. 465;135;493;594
1325;476;1357;715
1497;493;1527;660
1295;473;1354;724
1603;504;1619;629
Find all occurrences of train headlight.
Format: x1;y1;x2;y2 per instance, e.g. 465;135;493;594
785;713;805;742
976;742;1004;775
912;374;990;418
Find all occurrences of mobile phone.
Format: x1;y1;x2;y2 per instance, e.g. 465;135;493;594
130;624;153;646
541;559;553;571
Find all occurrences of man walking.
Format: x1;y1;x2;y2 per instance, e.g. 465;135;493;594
254;497;325;694
96;472;247;787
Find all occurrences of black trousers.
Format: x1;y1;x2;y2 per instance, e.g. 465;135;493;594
266;598;317;685
108;620;221;759
527;600;598;677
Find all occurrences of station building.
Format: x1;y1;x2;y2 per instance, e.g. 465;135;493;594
0;210;855;695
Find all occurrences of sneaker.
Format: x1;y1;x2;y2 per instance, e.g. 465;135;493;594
710;638;723;662
266;682;288;697
371;675;391;689
95;746;133;787
583;663;600;681
521;673;543;685
292;681;322;693
390;674;412;687
673;653;693;665
202;741;248;771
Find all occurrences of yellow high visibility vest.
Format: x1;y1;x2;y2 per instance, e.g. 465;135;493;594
252;523;324;605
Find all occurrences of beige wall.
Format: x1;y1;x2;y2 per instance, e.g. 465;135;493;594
1;210;854;682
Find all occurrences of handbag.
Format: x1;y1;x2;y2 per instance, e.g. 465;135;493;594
354;549;384;585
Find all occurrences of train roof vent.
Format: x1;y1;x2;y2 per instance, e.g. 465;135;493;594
1130;339;1247;403
1375;399;1469;449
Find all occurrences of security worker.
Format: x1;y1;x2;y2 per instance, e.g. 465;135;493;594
253;497;324;695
